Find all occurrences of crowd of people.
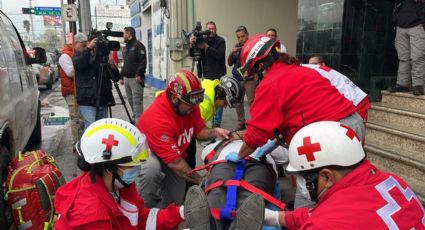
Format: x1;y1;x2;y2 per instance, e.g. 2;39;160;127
53;15;425;229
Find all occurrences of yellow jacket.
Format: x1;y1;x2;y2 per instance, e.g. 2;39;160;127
199;79;220;124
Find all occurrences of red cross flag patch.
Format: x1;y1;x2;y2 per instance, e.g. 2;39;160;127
297;136;321;162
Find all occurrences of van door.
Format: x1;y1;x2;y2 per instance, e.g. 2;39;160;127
0;31;9;122
0;13;35;151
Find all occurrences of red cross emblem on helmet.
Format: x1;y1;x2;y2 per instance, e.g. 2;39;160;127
297;136;321;162
102;134;119;151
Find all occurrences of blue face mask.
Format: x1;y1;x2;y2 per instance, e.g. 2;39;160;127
115;166;141;188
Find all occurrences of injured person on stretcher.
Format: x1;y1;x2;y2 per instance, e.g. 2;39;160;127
184;139;288;230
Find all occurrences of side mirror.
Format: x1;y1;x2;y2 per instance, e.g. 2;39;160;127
31;47;47;64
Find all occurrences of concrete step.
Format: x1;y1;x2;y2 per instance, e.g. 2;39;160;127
365;123;425;162
365;144;425;203
381;90;425;114
368;105;425;135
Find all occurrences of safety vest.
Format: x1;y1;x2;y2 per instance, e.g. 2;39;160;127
199;79;220;124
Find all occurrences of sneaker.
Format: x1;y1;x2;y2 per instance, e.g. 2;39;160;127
184;186;215;230
229;193;265;230
413;85;424;96
388;84;410;93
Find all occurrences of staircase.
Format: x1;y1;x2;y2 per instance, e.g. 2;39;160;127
365;91;425;203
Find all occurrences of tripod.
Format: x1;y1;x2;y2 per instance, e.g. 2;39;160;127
95;63;134;124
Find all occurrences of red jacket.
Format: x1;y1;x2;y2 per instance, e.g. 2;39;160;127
285;160;425;230
244;62;357;149
54;172;182;230
59;44;75;97
137;92;206;164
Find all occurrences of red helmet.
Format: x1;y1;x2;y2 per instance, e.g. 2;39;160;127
168;70;204;105
239;34;281;77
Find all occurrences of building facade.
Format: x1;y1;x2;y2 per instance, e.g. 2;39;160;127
129;0;298;89
130;0;398;101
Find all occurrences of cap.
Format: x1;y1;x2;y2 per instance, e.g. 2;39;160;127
74;33;88;43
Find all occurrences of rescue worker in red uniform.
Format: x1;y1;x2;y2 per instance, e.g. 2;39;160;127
225;34;365;161
54;118;184;230
136;70;230;209
263;121;425;229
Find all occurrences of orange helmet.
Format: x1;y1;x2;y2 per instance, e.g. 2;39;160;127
168;70;204;105
239;34;281;77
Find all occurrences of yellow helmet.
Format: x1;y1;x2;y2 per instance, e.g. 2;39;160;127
76;118;149;166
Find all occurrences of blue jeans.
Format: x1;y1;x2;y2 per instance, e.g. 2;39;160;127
213;107;223;127
79;105;108;130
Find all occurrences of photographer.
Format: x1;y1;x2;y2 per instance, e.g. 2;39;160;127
73;34;114;130
189;21;226;128
228;25;253;131
120;26;147;123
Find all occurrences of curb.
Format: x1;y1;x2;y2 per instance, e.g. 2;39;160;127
45;123;68;155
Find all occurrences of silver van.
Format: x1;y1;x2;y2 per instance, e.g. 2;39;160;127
0;10;46;227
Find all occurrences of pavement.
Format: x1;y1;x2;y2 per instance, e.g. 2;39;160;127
41;80;296;203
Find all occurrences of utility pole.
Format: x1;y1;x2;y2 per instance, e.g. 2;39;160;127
78;0;92;34
29;0;35;41
61;0;66;44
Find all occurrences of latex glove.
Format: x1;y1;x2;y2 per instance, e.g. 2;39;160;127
264;208;280;226
225;151;240;162
252;139;277;160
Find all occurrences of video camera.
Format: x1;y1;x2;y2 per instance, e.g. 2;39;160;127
88;22;123;64
183;21;210;61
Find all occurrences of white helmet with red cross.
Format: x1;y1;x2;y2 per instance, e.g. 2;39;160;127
76;118;149;166
286;121;365;173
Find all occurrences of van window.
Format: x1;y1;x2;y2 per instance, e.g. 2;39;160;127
0;14;26;67
0;15;21;91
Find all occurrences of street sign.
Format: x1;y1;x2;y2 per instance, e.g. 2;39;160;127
34;7;61;16
22;8;35;14
61;4;78;22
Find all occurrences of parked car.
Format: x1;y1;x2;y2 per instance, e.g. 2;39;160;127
32;53;56;89
0;10;47;228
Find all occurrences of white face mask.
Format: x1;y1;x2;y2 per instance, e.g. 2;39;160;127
296;176;311;200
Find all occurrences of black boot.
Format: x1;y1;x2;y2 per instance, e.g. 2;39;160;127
388;84;410;93
413;85;424;96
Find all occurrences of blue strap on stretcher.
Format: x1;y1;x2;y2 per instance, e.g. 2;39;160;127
220;159;246;220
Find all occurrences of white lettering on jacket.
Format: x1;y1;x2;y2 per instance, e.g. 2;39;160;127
177;128;194;147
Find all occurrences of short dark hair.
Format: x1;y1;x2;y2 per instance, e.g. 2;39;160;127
206;21;216;27
124;26;136;37
235;25;248;34
267;28;277;35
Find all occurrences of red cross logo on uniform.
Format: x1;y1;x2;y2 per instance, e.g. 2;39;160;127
102;134;119;151
297;136;321;162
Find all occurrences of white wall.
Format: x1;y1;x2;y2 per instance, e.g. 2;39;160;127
141;0;298;85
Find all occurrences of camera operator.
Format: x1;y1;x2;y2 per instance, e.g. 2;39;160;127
73;34;114;130
119;26;147;123
189;21;226;128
